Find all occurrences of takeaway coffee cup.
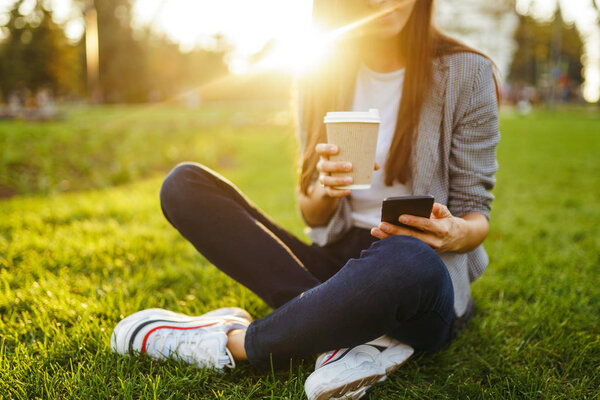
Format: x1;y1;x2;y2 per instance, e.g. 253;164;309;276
323;108;381;189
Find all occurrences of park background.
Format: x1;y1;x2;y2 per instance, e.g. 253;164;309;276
0;0;599;398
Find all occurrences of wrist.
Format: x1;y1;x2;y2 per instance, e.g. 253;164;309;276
450;216;469;252
451;215;487;253
300;183;340;227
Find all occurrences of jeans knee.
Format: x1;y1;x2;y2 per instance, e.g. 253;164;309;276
370;235;448;292
160;162;206;213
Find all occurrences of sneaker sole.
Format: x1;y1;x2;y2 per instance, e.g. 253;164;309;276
331;385;369;400
306;364;385;400
378;343;414;374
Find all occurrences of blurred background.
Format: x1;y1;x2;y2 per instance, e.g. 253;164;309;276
0;0;599;198
0;0;598;113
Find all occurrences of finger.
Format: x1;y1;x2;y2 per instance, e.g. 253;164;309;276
379;223;438;248
400;214;449;237
398;214;435;233
315;143;339;156
379;222;413;237
431;203;452;218
379;222;431;240
370;227;389;240
317;160;353;174
321;175;353;187
324;187;352;197
374;162;381;171
316;157;326;173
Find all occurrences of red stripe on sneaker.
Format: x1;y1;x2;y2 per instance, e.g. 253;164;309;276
320;349;340;367
141;322;217;354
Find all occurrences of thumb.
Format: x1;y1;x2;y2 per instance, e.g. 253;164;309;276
432;203;452;218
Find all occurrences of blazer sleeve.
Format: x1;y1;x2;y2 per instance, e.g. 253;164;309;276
448;58;500;219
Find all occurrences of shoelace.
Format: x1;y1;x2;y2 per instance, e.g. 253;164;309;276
223;347;236;369
147;327;235;369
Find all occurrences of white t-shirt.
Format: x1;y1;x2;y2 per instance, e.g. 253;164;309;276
350;63;410;229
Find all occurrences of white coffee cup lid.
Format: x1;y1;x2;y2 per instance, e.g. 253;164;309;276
324;108;380;124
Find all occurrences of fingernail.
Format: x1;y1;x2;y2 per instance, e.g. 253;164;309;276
330;145;337;152
399;216;408;223
344;163;352;170
380;223;389;230
344;177;352;183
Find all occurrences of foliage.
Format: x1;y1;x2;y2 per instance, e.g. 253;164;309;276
0;104;599;398
91;0;147;102
0;0;84;98
509;8;584;85
90;0;230;103
0;0;229;103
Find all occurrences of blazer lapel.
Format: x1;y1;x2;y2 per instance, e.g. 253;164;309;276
411;58;448;195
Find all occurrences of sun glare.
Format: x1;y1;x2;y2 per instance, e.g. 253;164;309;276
254;26;331;74
253;1;410;75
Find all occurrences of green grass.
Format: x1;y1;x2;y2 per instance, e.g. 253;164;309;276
0;102;292;197
0;104;599;399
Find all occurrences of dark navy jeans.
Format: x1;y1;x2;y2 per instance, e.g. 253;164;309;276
160;163;454;368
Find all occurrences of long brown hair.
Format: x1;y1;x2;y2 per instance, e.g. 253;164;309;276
298;0;499;194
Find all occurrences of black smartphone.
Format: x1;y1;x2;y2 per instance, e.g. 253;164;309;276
380;195;435;230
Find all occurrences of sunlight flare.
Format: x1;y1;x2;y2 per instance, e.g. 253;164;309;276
131;0;421;107
252;0;415;74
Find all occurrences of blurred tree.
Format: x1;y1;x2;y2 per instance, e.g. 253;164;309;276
83;0;229;102
0;0;84;98
0;0;241;104
509;8;584;86
91;0;147;102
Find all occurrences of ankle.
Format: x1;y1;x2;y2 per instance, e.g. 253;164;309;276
226;329;248;361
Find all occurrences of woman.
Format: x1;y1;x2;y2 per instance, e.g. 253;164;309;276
111;0;500;399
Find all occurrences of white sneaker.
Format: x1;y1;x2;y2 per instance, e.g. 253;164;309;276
368;335;414;374
111;307;251;371
304;336;414;400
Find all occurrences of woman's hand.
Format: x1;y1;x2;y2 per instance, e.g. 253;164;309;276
315;143;353;198
316;143;380;198
370;203;467;253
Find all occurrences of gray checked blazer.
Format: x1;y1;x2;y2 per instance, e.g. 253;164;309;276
298;52;500;317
